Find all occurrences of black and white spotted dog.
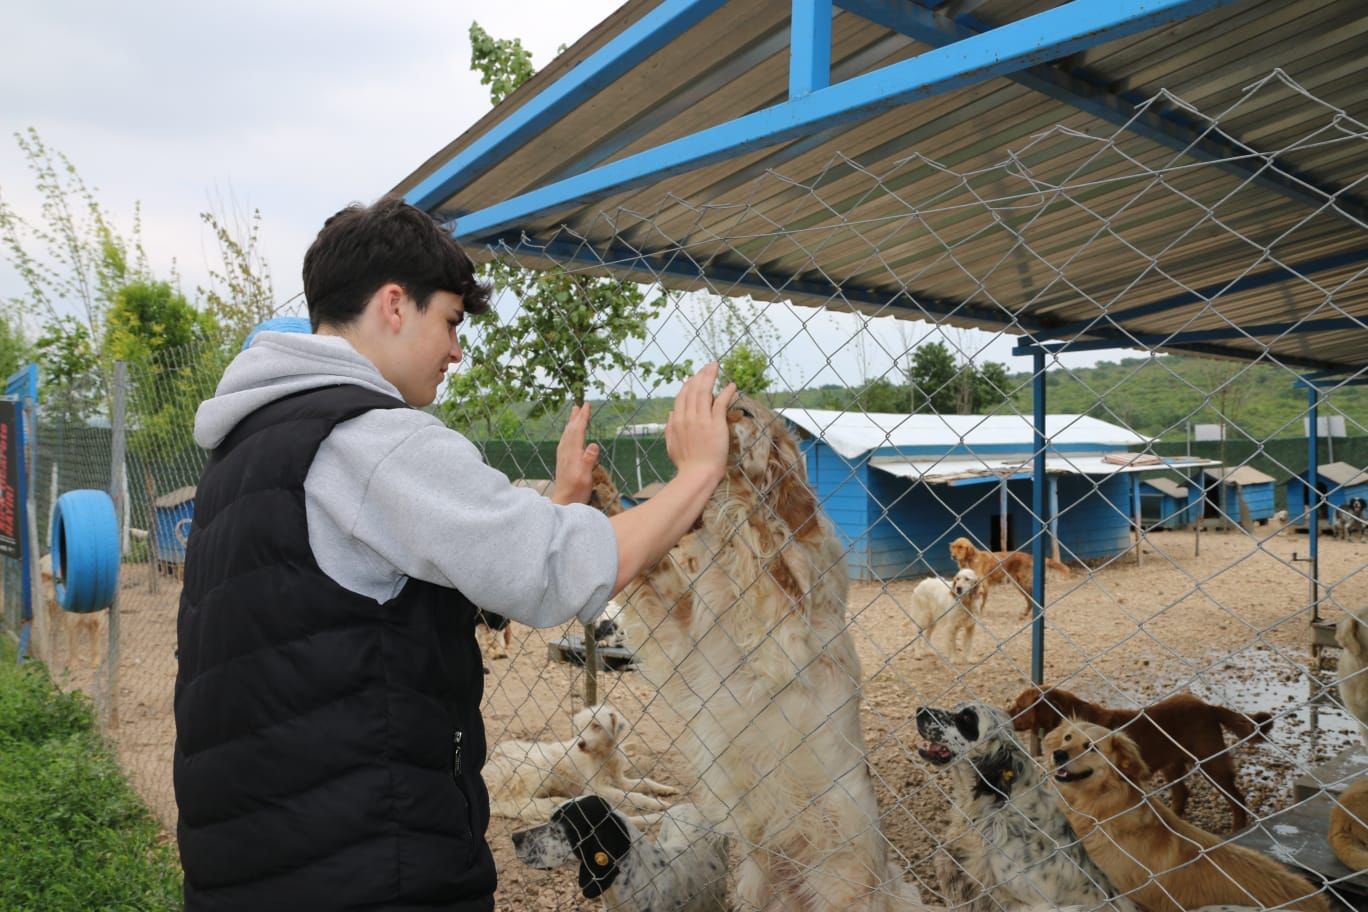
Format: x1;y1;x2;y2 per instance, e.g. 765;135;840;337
1335;496;1368;543
512;795;729;911
916;702;1139;912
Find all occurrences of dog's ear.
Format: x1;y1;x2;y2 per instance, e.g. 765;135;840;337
766;427;819;543
1107;732;1149;784
554;797;631;899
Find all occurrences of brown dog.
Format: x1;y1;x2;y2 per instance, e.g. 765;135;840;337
948;537;1070;619
1330;776;1368;871
1046;719;1327;912
1008;685;1270;830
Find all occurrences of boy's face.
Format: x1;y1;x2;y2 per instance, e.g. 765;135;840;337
391;290;464;407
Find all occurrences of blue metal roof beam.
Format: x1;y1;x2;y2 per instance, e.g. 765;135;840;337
1014;317;1363;354
790;0;833;98
492;233;1049;333
449;0;1244;244
1026;246;1368;344
835;0;1368;228
404;0;729;213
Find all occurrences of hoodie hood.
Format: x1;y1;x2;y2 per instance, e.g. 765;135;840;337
194;332;404;449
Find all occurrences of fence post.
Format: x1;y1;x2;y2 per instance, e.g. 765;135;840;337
1306;382;1319;624
106;362;128;730
1030;351;1046;688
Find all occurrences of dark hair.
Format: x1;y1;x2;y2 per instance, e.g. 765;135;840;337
302;196;491;330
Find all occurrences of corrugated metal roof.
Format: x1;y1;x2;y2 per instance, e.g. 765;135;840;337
872;454;1214;485
1202;465;1276;485
1143;476;1190;498
1310;461;1368;486
397;0;1368;372
778;409;1149;459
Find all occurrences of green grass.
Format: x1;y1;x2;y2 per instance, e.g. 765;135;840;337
0;635;181;911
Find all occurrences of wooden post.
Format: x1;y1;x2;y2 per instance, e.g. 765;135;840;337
145;469;159;595
106;362;128;729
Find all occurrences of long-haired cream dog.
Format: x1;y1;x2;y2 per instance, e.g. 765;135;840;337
606;399;923;911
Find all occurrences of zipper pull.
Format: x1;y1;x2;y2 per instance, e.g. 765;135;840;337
453;730;463;776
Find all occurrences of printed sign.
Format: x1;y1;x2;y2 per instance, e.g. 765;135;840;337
0;399;18;559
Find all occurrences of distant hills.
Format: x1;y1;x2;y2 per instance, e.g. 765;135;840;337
454;354;1366;444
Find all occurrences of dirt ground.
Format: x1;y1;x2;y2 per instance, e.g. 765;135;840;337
40;524;1368;909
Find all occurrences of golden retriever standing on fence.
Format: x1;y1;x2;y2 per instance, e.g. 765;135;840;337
948;537;1070;620
608;399;922;912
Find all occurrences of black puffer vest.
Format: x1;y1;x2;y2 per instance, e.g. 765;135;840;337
175;385;495;911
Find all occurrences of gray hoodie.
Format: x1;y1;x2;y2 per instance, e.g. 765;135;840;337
193;331;617;626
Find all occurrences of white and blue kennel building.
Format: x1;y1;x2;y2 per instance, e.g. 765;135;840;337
781;409;1214;582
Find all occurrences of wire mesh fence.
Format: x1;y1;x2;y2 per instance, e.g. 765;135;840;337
8;70;1368;910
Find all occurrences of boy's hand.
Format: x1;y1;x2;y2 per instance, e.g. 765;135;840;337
552;402;599;506
665;363;735;484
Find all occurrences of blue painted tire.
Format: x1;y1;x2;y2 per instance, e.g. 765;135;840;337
242;316;311;351
50;490;120;614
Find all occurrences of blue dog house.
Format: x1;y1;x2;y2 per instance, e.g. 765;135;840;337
780;410;1214;581
1194;467;1277;527
1287;462;1368;530
152;485;196;564
1140;476;1199;530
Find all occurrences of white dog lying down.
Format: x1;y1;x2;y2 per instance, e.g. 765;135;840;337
512;795;730;912
909;568;985;663
484;703;678;824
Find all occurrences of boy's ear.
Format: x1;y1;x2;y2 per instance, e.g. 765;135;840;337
374;282;406;330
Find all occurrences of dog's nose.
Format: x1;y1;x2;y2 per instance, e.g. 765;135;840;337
1052;749;1069;766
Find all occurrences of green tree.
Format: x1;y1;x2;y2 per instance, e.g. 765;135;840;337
692;294;781;396
973;361;1011;411
908;341;958;413
197;195;277;347
442;24;692;435
105;280;225;458
0;308;32;381
0;129;150;418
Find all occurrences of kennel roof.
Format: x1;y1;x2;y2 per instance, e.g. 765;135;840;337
396;0;1368;376
1200;465;1277;486
777;408;1149;460
868;453;1214;486
1301;461;1368;487
1143;476;1190;499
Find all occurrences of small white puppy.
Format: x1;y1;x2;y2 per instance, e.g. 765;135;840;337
484;702;679;824
910;568;986;663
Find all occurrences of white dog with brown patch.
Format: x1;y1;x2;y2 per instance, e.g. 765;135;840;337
484;702;678;825
910;568;986;664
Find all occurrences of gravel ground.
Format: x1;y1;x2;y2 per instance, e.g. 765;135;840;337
39;524;1368;909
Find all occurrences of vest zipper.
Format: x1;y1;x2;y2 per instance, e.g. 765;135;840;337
452;729;462;776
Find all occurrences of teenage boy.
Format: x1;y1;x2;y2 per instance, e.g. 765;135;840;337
175;196;733;911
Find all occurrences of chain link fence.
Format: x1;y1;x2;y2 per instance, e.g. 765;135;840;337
9;70;1368;911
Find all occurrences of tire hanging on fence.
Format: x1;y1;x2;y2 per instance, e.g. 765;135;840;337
50;489;120;614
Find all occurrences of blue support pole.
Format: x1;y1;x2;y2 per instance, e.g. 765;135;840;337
790;0;832;98
403;0;729;212
1307;381;1320;623
1031;351;1047;686
452;0;1244;242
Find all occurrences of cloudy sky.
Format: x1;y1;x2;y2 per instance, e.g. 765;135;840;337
1;0;1123;399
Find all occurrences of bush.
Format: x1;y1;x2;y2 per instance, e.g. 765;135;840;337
0;638;181;910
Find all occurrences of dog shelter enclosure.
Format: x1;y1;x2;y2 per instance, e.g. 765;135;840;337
2;1;1366;910
390;0;1368;907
